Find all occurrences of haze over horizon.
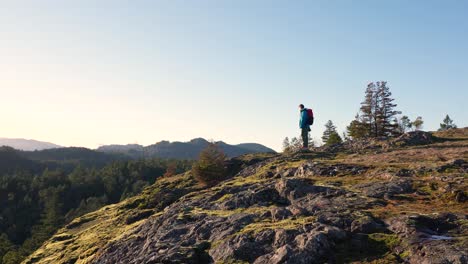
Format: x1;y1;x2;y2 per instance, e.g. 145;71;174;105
1;1;467;151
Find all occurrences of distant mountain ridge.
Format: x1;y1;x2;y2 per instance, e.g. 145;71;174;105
0;137;275;159
0;138;62;151
97;138;275;159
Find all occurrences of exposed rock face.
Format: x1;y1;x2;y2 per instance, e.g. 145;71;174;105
387;214;467;264
294;162;369;177
92;160;463;264
354;178;413;199
392;131;434;146
93;169;367;263
24;129;468;264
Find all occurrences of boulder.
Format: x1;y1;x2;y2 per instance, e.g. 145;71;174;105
354;179;413;199
271;207;292;222
275;178;328;201
350;216;385;234
437;159;468;173
392;131;433;146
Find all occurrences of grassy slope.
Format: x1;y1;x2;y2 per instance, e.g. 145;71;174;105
340;129;468;219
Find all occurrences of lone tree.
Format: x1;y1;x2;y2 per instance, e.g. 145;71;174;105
412;116;424;131
439;115;457;131
322;120;337;143
282;137;292;153
192;143;227;187
399;116;412;133
322;120;342;145
348;82;401;139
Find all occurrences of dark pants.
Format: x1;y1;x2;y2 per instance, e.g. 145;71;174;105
301;128;309;148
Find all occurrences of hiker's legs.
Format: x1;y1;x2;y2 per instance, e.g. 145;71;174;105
301;128;308;148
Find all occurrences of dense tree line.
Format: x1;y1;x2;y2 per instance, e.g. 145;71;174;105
0;148;191;263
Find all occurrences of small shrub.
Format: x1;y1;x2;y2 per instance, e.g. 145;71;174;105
192;144;227;187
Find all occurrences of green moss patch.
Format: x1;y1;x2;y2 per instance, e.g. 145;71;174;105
240;216;316;234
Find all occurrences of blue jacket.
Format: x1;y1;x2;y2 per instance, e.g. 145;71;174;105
299;109;310;129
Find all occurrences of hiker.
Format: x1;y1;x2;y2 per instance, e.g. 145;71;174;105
299;104;314;149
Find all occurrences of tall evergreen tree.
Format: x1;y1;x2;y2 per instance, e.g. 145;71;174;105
439;115;457;131
375;81;401;137
351;81;401;138
322;120;343;145
360;82;378;136
322;120;338;143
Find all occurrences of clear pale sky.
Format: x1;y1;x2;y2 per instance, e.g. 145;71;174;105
1;1;467;151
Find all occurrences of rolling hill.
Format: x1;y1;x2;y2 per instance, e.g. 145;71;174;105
0;138;62;151
97;138;276;159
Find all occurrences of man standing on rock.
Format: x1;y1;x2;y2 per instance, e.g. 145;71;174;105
299;104;313;150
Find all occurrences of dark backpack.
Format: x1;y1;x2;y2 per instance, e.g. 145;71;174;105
307;108;314;125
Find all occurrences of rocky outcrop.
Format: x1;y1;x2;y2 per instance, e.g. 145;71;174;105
91;163;403;263
437;159;468;173
354;178;413;199
294;162;369;177
387;214;467;264
24;129;468;264
392;131;434;146
93;170;364;263
323;130;435;154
